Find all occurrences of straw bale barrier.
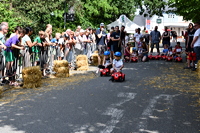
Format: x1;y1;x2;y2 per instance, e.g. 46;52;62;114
22;66;42;88
197;60;200;78
53;60;69;78
76;55;88;71
0;86;3;95
91;52;98;66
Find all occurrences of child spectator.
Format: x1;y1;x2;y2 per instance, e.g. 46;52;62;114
131;47;138;58
124;42;132;62
173;42;182;59
141;42;149;62
167;47;173;57
137;37;143;61
96;51;112;73
162;44;169;55
32;31;45;66
110;52;124;74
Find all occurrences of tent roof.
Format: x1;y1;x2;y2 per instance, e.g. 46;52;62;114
107;15;141;33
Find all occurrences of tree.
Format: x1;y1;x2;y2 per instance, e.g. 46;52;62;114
168;0;200;22
0;0;32;36
134;0;167;17
110;0;136;20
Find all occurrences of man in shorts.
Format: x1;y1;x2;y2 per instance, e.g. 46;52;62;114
96;23;107;65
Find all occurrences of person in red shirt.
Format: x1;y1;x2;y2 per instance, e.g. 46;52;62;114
173;42;182;59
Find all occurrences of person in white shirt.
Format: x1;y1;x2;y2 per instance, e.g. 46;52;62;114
110;51;124;74
134;28;143;50
191;22;200;71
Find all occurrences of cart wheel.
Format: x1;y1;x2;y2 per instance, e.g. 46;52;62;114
123;75;125;81
100;72;103;77
106;72;109;76
111;76;114;82
119;77;122;82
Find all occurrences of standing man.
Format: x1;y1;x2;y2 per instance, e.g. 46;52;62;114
120;25;126;59
191;22;200;71
150;26;161;54
96;23;107;65
111;26;120;53
0;24;8;84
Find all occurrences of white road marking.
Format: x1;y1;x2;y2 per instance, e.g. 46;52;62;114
100;92;137;133
0;125;25;133
72;92;137;133
138;94;174;132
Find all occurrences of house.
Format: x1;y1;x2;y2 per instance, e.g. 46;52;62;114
133;13;191;36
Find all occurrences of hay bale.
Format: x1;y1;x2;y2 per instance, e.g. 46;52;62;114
22;66;42;88
91;53;98;66
53;60;69;78
76;55;88;71
0;86;3;95
53;60;68;67
197;60;200;78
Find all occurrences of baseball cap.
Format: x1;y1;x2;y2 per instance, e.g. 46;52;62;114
100;23;104;27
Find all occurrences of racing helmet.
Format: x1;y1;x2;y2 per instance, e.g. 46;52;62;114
104;51;110;56
114;51;122;57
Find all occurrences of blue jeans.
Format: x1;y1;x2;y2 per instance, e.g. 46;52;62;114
194;46;200;64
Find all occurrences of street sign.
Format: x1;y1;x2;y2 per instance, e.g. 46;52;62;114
156;18;162;24
63;13;75;21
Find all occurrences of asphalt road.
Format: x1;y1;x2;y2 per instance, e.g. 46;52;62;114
0;59;200;133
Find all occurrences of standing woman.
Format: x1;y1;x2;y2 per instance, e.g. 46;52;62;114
186;23;196;52
184;23;196;69
161;27;171;47
44;27;53;69
85;31;92;59
66;31;77;68
21;27;34;68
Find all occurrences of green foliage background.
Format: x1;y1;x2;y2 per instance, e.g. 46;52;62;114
0;0;199;37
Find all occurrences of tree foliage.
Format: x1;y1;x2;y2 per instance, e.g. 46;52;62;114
0;0;32;35
134;0;167;17
168;0;200;22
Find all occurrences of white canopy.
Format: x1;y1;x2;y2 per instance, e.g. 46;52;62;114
107;15;141;33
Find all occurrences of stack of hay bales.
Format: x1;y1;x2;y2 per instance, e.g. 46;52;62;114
22;66;42;88
53;60;69;78
76;55;89;71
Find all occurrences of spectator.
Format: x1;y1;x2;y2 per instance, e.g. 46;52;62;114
162;27;171;47
191;22;200;71
150;26;161;54
184;23;196;69
21;27;34;68
4;28;25;86
111;26;120;53
96;23;107;65
134;28;143;50
0;24;8;84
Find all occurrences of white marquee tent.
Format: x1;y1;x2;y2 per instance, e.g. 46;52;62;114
107;15;141;33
